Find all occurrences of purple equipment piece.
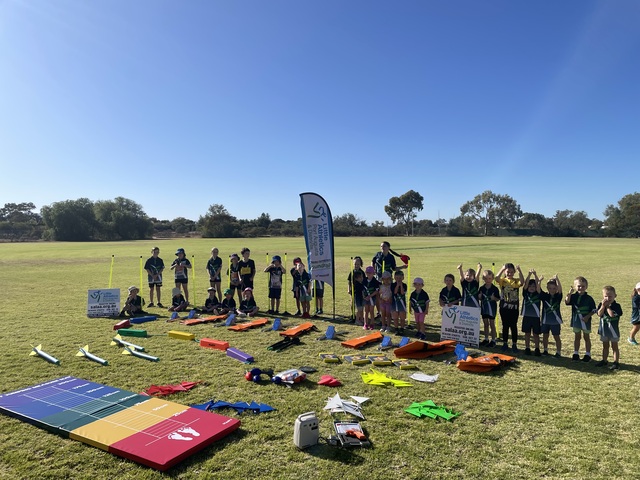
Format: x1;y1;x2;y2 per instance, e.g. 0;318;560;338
226;347;254;364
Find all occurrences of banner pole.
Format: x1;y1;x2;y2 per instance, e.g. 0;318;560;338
108;255;115;288
139;256;143;291
282;252;289;315
192;255;196;306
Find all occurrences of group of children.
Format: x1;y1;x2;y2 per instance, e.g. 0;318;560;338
132;245;640;369
135;246;323;319
349;256;638;371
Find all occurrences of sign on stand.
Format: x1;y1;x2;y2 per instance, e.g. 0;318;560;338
87;289;120;317
440;305;481;347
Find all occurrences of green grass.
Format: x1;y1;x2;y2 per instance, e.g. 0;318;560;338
1;237;640;479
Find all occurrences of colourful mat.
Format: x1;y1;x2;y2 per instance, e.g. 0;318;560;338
0;376;240;471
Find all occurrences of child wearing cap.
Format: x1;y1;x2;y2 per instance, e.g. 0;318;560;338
238;288;259;316
378;271;393;332
410;278;430;340
627;282;640;345
119;286;146;317
391;270;408;335
296;262;313;318
290;257;302;316
228;253;242;304
144;247;164;308
219;288;237;315
363;266;380;330
171;248;192;303
168;287;187;312
206;247;223;301
264;255;285;314
202;287;220;314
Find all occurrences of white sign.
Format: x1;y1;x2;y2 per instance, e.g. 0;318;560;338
440;305;481;347
87;289;120;317
300;192;334;287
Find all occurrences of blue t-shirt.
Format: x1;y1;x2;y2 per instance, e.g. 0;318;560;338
439;286;461;306
460;279;480;308
479;284;500;318
631;293;640;324
410;290;430;313
521;290;542;318
539;291;563;325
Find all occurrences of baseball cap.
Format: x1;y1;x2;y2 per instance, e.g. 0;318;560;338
175;248;185;255
365;266;375;274
272;255;281;262
413;277;424;285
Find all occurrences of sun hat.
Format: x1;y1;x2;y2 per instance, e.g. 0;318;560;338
272;255;281;263
128;285;139;293
207;287;216;292
243;287;253;292
172;287;181;296
381;271;392;279
175;248;185;255
223;288;232;295
413;277;424;285
365;266;375;274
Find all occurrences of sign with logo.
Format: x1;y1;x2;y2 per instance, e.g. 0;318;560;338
440;305;480;347
87;289;120;317
300;192;334;287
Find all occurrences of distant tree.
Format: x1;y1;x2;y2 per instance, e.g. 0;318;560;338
384;190;424;235
0;202;40;224
552;210;594;237
94;197;153;240
334;213;368;236
41;198;97;241
255;213;271;229
604;192;640;237
515;213;556;235
171;217;197;234
447;215;477;236
198;204;240;238
460;190;522;235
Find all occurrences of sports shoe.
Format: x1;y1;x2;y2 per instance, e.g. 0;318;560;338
609;361;620;370
501;344;509;352
512;345;519;353
267;309;274;314
480;339;489;346
582;354;591;362
157;303;164;308
554;352;562;358
147;303;155;308
295;310;302;316
595;360;608;367
363;325;368;330
397;328;405;336
572;353;580;361
317;309;323;315
534;348;541;357
628;338;638;346
488;340;496;348
542;350;549;356
524;348;532;355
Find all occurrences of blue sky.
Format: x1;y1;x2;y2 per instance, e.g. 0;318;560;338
1;0;639;224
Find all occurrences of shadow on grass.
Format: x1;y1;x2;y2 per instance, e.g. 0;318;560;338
302;442;367;465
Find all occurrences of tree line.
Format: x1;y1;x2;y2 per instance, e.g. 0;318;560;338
1;191;639;241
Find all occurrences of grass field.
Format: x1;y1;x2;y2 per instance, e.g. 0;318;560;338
1;237;639;480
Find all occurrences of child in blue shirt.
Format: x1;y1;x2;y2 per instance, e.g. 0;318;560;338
596;286;623;370
565;276;597;362
478;266;500;347
539;275;563;357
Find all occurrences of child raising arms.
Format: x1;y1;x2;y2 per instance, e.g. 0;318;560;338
478;266;499;347
539;275;563;357
496;263;524;353
457;264;480;308
596;286;623;370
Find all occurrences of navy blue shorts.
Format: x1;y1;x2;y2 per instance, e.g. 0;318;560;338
269;288;282;299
